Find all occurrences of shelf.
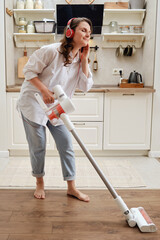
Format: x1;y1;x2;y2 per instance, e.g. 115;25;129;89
102;33;145;48
13;9;55;25
13;33;55;48
103;9;146;25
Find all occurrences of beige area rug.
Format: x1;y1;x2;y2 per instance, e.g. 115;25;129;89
0;157;146;189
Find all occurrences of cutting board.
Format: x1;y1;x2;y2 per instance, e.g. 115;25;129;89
18;49;29;79
104;2;129;9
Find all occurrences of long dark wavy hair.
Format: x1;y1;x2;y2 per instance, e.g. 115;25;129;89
60;17;92;66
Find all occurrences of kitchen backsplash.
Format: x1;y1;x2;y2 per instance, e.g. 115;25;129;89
11;0;157;86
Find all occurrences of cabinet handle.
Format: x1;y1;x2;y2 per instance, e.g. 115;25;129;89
73;122;86;126
122;94;135;96
74;93;86;96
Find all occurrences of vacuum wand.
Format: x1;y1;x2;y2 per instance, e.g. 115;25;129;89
35;85;157;233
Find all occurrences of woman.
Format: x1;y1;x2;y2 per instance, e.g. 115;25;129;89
17;17;93;201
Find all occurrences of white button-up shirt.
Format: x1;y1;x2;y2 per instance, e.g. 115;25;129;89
17;42;93;126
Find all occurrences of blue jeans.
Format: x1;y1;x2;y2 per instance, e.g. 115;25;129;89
21;114;76;181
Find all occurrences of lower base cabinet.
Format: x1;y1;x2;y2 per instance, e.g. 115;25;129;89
7;92;104;152
7;91;152;153
72;122;103;150
7;93;55;150
103;92;152;150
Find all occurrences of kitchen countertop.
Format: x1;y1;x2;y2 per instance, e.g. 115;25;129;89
6;85;155;93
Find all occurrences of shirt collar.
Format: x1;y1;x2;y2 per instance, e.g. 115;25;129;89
69;51;80;63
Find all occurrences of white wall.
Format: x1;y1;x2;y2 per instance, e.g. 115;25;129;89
0;0;9;157
149;0;160;157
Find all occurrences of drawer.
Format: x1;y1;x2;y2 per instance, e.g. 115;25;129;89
71;122;103;150
70;92;104;121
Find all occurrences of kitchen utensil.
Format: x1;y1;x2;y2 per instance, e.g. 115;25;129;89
18;48;29;79
116;45;123;57
104;2;128;9
93;52;98;71
128;71;142;83
123;45;132;57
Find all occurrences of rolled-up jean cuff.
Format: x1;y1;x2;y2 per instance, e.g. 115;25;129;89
64;176;76;181
32;171;45;178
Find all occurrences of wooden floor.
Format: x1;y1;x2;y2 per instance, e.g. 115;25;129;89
0;189;159;240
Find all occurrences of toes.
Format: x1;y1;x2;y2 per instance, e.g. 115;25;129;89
34;191;45;199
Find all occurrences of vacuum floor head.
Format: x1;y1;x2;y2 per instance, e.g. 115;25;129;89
130;207;157;232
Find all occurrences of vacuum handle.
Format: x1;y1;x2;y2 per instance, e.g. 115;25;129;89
34;93;48;111
60;113;118;199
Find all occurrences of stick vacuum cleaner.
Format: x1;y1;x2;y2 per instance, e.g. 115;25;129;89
35;85;157;233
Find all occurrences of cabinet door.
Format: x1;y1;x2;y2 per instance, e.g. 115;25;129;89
70;93;104;121
104;93;152;150
7;93;55;150
72;122;103;150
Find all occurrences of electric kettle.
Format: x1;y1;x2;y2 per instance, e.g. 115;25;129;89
128;71;142;83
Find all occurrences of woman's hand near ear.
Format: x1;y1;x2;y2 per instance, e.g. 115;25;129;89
79;44;90;61
80;44;90;78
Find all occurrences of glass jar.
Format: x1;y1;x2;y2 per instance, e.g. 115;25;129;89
18;25;26;33
25;0;34;9
19;17;27;26
34;0;43;9
109;21;118;33
119;25;130;33
133;26;143;33
27;21;35;33
16;0;25;9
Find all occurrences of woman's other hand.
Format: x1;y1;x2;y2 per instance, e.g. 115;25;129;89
41;89;55;104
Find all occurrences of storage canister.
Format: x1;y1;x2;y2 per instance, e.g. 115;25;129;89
18;25;26;33
16;0;25;9
35;0;43;9
25;0;34;9
134;26;143;33
109;21;118;33
119;26;130;33
27;21;35;33
19;17;27;26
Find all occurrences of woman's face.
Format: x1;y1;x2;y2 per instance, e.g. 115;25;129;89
72;21;91;48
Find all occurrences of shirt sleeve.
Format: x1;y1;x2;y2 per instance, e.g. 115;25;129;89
76;65;93;92
23;45;56;81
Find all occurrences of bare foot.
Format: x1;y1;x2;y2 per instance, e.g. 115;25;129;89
34;178;45;199
67;189;90;202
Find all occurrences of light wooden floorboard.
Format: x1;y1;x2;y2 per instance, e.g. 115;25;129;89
0;189;159;240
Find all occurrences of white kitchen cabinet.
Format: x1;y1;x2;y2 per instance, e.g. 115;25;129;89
102;9;146;48
70;92;104;150
13;33;55;48
13;9;55;25
72;122;103;150
103;92;152;150
70;92;103;121
102;33;145;49
7;93;55;150
13;9;55;48
103;9;146;26
7;92;104;151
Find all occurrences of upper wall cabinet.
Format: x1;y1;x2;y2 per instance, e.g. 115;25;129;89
13;9;55;48
103;9;146;26
13;9;55;25
102;9;146;48
102;33;145;48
